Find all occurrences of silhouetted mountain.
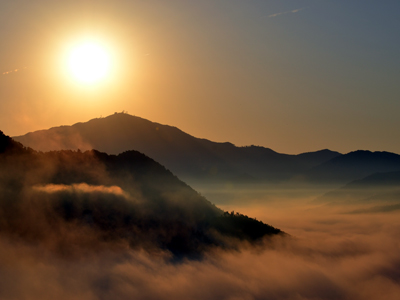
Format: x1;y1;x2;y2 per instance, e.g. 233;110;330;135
13;113;341;186
316;170;400;204
0;130;32;154
0;131;281;259
296;149;342;168
302;150;400;187
348;170;400;187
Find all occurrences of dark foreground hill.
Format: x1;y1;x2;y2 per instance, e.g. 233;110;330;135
0;131;281;259
13;113;341;185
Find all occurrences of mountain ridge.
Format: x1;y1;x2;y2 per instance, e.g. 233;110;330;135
315;170;400;205
303;150;400;186
13;113;342;186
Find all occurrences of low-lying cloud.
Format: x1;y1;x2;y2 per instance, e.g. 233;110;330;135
1;192;399;300
1;213;399;300
33;183;129;198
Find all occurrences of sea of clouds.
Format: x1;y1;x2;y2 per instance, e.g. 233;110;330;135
0;185;399;300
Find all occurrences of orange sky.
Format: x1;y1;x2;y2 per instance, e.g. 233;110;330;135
1;0;400;154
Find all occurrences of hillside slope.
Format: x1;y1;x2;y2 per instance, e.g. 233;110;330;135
0;130;281;259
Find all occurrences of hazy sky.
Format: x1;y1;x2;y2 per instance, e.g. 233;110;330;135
1;0;399;154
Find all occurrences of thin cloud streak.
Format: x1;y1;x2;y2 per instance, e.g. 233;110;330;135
268;8;304;18
33;183;129;198
2;66;27;75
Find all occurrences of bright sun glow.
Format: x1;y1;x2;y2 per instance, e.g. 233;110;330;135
67;42;111;84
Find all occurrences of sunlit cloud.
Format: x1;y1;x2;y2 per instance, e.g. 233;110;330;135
33;183;129;198
0;208;399;300
268;8;304;18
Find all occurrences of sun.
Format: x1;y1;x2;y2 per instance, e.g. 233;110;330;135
67;41;111;84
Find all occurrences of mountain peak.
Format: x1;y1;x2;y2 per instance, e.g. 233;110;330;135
13;113;344;186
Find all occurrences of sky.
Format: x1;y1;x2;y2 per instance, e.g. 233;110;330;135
1;0;399;154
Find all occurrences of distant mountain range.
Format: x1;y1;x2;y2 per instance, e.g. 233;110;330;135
13;113;341;185
304;151;400;185
12;113;400;189
316;170;400;205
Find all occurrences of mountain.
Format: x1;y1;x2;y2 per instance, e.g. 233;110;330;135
302;150;400;187
13;113;341;186
316;170;400;205
0;130;281;259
